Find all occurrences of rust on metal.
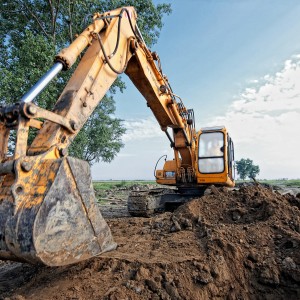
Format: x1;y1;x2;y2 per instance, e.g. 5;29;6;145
0;154;116;266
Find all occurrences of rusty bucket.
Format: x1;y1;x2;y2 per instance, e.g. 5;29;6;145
0;155;116;266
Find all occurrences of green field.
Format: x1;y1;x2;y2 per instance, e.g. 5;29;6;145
93;179;300;191
93;180;156;191
93;180;157;204
235;179;300;187
257;179;300;187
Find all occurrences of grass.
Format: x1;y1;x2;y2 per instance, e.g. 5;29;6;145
285;179;300;187
259;179;300;187
93;179;300;193
93;180;157;204
236;179;300;187
97;198;108;205
93;180;156;191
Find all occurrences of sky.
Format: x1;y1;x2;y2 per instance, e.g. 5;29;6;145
91;0;300;180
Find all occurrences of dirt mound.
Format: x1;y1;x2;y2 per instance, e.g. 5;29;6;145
1;184;300;299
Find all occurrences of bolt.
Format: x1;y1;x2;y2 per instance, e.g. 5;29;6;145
59;148;68;157
27;105;37;115
160;85;167;93
152;52;159;61
15;185;24;195
70;121;78;131
21;161;33;172
61;136;66;143
130;39;138;52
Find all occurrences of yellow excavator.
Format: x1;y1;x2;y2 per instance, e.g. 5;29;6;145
0;7;234;266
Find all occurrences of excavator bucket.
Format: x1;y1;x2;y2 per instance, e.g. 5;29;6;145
0;155;116;266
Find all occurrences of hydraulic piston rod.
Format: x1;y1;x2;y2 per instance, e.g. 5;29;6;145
20;62;63;103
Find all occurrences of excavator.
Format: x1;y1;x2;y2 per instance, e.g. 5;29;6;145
0;7;235;267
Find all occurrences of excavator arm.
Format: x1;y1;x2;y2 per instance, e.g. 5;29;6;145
20;6;194;164
0;6;196;266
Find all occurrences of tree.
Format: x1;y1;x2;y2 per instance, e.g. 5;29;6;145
0;0;171;164
236;158;260;180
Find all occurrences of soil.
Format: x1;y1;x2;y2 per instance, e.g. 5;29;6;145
1;183;300;300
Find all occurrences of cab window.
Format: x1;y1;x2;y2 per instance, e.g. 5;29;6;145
198;132;224;173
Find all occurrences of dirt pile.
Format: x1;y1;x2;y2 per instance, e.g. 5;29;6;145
1;184;300;300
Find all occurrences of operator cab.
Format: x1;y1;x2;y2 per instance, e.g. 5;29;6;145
155;125;235;188
197;126;235;187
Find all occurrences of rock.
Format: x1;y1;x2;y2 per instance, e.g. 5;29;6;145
244;259;255;270
146;279;160;293
197;227;207;238
170;220;181;232
232;211;241;221
258;267;280;286
104;287;118;297
197;216;203;224
164;282;180;299
151;294;160;300
153;222;164;229
193;271;213;285
282;257;296;270
210;185;220;195
134;286;143;294
204;189;212;195
182;218;193;230
266;205;275;216
247;251;258;263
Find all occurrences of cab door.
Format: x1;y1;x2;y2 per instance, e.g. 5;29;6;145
198;131;225;174
196;127;235;187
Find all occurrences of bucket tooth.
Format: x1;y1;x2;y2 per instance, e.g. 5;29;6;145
0;156;116;266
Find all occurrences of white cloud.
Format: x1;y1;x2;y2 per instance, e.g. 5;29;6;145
208;55;300;179
93;55;300;180
92;135;174;180
122;117;164;142
92;114;173;180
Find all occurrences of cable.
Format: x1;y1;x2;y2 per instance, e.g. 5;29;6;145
96;32;130;74
109;8;141;57
108;13;122;59
153;154;167;179
94;8;141;58
93;14;122;60
94;8;141;74
121;8;140;40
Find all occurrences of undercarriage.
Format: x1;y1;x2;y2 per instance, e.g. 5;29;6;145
127;186;207;217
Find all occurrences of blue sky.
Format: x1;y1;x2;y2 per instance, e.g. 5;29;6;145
92;0;300;180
